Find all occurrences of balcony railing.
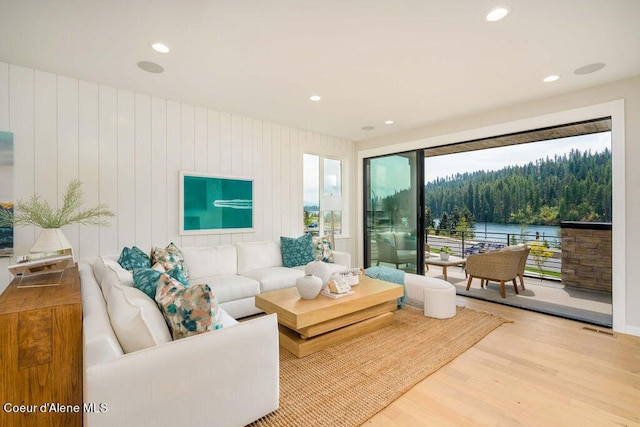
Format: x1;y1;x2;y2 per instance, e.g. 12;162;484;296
425;228;561;281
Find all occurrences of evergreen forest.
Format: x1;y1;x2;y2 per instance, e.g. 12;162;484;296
424;148;612;226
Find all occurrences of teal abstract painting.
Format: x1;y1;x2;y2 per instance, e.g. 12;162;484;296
180;172;254;234
0;131;14;257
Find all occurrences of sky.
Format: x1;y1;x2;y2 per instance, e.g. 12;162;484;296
425;132;611;184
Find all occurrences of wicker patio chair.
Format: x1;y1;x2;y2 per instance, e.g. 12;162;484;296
465;249;522;298
516;246;531;291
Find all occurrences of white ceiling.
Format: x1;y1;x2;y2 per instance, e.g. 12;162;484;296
1;0;639;141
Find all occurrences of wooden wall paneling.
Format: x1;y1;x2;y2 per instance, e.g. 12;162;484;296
98;85;119;255
165;100;181;247
218;112;232;176
1;62;355;270
194;107;208;173
57;76;80;257
134;94;152;250
231;114;243;176
78;81;100;257
262;122;273;241
207;109;220;175
150;97;168;247
271;124;282;240
10;66;35;255
241;117;253;242
206;109;220;247
242;117;253;177
194;106;208;247
0;62;8;128
34;71;58;217
252;119;263;242
116;90;135;249
280;126;291;236
290;129;302;236
218;112;232;245
180;104;195;248
231;114;243;244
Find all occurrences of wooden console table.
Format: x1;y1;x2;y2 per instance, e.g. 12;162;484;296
0;266;82;427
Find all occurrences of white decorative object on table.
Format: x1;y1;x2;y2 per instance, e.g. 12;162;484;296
331;268;361;286
327;276;351;294
296;274;323;299
440;252;450;260
305;260;332;285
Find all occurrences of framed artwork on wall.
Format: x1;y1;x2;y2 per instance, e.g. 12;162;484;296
179;171;254;235
0;131;14;257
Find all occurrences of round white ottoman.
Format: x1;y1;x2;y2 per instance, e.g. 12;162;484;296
404;273;457;319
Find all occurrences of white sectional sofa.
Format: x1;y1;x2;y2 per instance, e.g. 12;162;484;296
181;240;351;318
80;240;351;427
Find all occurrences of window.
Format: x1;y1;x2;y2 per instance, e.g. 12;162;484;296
303;154;342;238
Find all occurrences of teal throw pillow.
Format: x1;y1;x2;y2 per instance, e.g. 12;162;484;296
133;266;189;300
118;246;151;271
133;268;163;299
280;234;315;268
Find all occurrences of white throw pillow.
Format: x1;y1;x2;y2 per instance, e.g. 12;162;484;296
93;256;134;288
236;241;283;275
101;266;172;353
181;245;238;278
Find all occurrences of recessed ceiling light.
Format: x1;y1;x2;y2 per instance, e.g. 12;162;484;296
151;42;170;53
137;61;164;74
485;6;509;22
543;75;560;83
574;62;606;75
384;120;394;125
362;126;375;131
309;95;321;102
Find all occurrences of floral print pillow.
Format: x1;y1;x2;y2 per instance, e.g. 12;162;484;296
151;242;189;279
155;274;222;340
312;235;334;263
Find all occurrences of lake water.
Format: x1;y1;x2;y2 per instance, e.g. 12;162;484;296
473;222;560;242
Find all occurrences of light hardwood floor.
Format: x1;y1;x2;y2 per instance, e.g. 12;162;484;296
364;296;640;427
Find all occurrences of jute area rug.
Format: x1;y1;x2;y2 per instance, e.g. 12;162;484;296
249;305;510;427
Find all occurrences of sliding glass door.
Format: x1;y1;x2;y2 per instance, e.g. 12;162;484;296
364;151;424;272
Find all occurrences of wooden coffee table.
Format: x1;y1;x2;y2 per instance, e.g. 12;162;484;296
254;276;404;358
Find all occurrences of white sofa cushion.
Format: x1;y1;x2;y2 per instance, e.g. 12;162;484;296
236;241;283;275
80;263;124;366
193;274;260;304
242;267;304;293
220;309;239;327
101;265;172;353
93;256;134;288
181;245;238;278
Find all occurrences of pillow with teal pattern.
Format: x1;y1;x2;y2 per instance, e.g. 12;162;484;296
118;246;151;271
280;234;315;268
312;235;334;263
133;266;188;300
151;243;189;279
155;274;222;340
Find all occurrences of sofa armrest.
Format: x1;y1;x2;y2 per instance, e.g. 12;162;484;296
332;250;351;269
84;314;279;427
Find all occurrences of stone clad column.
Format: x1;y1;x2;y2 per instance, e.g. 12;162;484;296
561;222;612;293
